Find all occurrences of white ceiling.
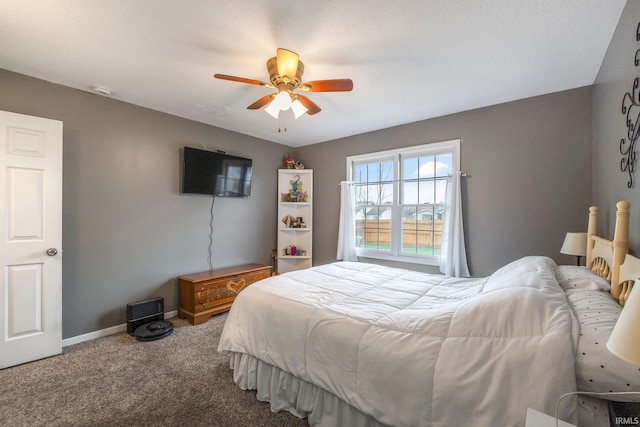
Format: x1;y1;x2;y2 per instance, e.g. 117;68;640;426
0;1;627;147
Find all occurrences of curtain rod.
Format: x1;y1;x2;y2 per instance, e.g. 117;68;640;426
338;173;469;186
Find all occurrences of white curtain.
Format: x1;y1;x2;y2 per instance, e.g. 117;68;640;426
439;171;470;277
337;181;358;262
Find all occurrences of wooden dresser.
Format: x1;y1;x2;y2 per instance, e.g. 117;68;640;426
177;263;271;325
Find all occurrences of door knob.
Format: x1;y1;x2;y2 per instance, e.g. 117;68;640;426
46;248;58;256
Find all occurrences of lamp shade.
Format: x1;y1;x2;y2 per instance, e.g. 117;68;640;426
264;102;280;119
560;232;587;256
291;99;308;119
276;48;299;80
272;91;292;111
607;280;640;365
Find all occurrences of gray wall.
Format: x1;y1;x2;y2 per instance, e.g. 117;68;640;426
593;0;640;252
0;69;290;338
295;87;593;277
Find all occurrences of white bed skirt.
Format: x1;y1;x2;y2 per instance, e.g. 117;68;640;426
229;351;613;427
229;352;387;427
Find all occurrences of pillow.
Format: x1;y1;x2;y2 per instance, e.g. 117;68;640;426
554;265;611;292
566;288;640;399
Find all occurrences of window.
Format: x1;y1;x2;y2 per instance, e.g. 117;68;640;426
347;139;460;265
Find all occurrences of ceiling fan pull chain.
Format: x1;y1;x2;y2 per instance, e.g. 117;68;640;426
277;116;287;133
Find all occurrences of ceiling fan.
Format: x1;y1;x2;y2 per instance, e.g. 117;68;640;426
214;48;353;119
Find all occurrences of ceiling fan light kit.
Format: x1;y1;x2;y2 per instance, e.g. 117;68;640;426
214;48;353;121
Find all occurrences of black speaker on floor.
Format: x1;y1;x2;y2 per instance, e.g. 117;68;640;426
126;297;164;335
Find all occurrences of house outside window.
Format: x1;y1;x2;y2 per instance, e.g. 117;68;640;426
347;139;460;266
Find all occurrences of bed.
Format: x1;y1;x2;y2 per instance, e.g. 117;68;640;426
218;201;640;427
560;201;640;426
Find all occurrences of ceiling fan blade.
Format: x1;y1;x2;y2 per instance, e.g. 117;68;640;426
300;79;353;92
214;74;272;88
247;94;275;110
297;95;321;115
277;48;299;79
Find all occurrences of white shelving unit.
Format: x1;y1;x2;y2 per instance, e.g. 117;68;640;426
277;169;313;274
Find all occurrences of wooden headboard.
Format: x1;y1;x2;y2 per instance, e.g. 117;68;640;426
586;200;632;306
618;253;640;307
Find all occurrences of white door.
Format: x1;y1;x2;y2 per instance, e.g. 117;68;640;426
0;110;63;369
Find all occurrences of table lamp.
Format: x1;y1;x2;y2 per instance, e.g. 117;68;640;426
607;280;640;365
560;232;587;266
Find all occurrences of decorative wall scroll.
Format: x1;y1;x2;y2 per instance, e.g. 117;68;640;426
620;22;640;188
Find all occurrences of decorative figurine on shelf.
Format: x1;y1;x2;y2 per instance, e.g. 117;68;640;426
281;214;296;228
291;175;300;196
283;245;304;256
280;175;309;202
296;191;308;202
295;160;305;170
283;155;295;169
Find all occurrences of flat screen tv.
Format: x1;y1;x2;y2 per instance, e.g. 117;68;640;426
182;146;252;197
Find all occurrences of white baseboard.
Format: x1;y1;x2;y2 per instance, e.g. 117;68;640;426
62;310;179;347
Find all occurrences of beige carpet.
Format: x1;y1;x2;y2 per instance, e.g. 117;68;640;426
0;313;308;427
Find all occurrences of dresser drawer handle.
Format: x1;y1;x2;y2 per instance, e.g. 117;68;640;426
226;278;246;295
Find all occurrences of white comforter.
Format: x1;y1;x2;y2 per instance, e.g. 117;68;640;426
218;256;577;427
